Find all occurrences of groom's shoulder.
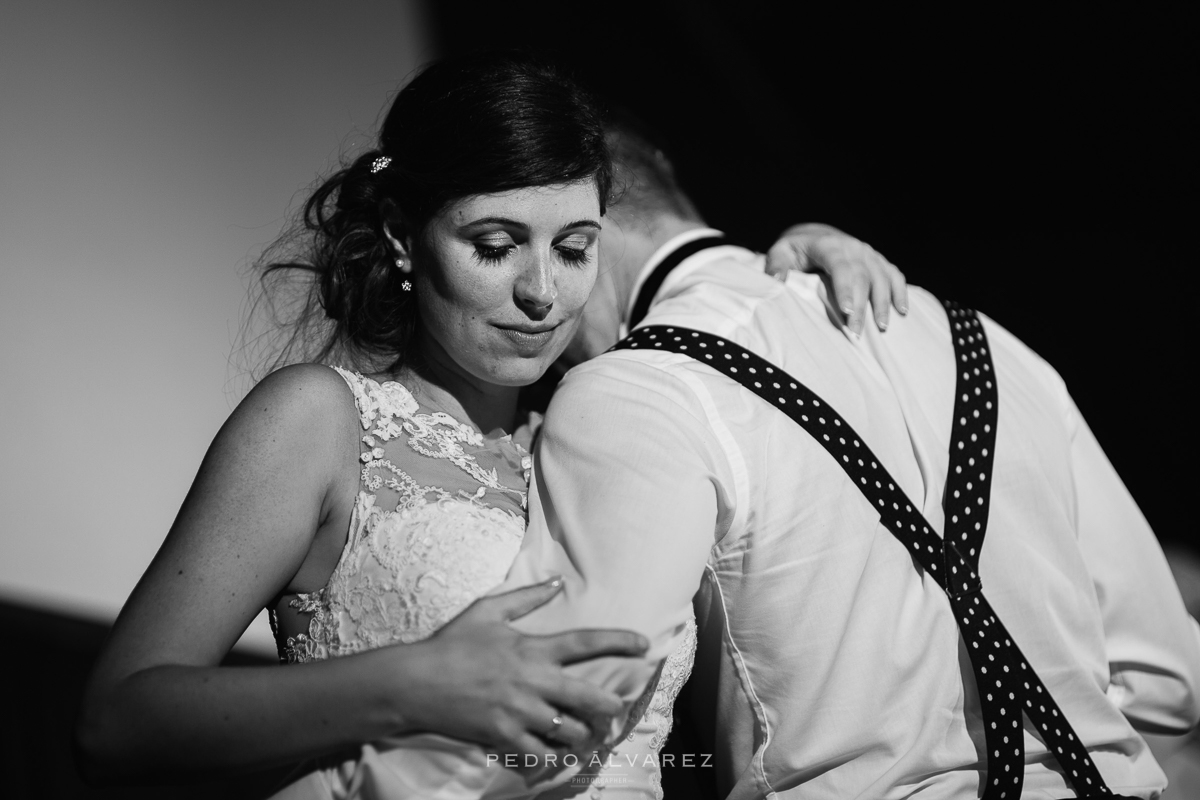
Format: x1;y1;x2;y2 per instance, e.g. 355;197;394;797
560;343;699;395
901;287;1073;417
551;341;718;428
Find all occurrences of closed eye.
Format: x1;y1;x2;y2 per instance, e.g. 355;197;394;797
555;233;593;265
556;245;591;264
473;242;515;263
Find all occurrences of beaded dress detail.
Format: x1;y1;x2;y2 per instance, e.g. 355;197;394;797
270;368;532;663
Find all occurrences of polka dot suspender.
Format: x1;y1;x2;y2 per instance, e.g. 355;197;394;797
610;301;1129;799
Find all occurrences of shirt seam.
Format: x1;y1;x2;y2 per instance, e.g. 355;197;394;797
707;562;778;798
673;366;750;551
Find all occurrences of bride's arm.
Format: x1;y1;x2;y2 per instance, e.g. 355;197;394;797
765;223;908;337
75;364;645;784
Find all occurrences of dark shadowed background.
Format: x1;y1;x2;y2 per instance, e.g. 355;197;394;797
431;1;1194;555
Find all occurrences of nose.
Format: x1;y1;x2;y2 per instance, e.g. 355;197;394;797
513;251;557;318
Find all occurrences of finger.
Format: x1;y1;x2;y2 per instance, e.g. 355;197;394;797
488;716;551;764
533;709;592;750
478;577;563;623
516;741;572;786
888;261;909;315
543;628;650;664
764;239;810;280
508;726;574;785
869;255;891;332
507;731;559;772
829;262;866;337
537;671;625;719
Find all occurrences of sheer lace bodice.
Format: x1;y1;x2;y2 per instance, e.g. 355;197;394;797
269;367;533;662
267;367;697;800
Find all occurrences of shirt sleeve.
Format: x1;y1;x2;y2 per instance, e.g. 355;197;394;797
1068;391;1200;733
502;355;726;704
282;359;727;800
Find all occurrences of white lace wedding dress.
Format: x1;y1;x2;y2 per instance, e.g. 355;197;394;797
268;368;696;800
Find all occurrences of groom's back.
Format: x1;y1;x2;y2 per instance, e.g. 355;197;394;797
605;255;1196;798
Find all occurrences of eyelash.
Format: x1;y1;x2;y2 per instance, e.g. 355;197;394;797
472;244;591;265
473;243;514;263
558;246;590;264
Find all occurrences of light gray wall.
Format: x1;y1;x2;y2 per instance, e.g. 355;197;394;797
0;1;434;654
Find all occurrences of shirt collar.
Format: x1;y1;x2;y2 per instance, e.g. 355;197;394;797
624;227;725;328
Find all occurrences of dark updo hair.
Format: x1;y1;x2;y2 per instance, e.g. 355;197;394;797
248;52;612;377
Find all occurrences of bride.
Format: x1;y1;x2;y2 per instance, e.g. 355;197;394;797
76;52;905;797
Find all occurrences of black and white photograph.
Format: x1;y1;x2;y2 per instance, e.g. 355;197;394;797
1;2;1195;798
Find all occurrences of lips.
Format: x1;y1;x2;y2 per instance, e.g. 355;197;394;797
495;323;560;335
494;322;561;354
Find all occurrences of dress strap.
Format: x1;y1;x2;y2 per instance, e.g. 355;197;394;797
609;306;1130;799
330;367;380;491
330;366;379;437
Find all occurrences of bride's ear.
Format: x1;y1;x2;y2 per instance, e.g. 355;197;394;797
380;199;414;274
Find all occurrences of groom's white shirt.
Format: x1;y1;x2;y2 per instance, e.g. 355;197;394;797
504;233;1200;799
276;234;1200;800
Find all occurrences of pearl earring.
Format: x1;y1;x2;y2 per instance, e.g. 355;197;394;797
394;256;411;291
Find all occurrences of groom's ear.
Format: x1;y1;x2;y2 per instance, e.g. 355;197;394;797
380;199;415;269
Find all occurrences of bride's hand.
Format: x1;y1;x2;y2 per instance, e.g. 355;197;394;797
395;577;648;762
765;223;908;337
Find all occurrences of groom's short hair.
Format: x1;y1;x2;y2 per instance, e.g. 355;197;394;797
605;114;703;225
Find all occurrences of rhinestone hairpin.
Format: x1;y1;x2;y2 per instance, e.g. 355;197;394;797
370;155;392;174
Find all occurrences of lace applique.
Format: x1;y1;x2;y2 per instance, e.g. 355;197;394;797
335;367;529;510
277;589;330;663
272;369;531;664
538;616;697;800
641;617;699;799
643;616;698;754
269;592;329;664
337;368;419;438
361;456;455;510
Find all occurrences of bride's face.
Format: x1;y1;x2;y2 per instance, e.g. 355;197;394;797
412;180;601;389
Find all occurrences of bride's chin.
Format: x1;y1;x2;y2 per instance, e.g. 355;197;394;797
481;340;573;388
481;357;558;388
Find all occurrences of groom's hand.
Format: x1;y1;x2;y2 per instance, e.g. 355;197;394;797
396;577;649;765
765;222;908;337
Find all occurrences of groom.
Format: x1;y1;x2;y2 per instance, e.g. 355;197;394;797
501;123;1200;798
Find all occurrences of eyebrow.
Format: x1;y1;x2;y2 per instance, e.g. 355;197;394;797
459;216;602;234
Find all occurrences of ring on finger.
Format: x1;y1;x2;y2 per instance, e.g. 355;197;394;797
548;715;564;736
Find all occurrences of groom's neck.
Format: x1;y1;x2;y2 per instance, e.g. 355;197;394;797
610;212;707;318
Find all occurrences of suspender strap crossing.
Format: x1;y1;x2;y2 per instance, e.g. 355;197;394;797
610;302;1129;799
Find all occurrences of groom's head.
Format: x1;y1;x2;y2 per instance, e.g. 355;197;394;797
560;119;707;366
601;118;704;256
604;118;703;232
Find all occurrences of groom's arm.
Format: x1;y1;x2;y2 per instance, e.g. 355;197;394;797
503;353;728;712
1065;392;1200;732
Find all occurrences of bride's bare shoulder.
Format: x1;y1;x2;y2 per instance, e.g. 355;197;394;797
249;362;357;406
221;363;360;463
